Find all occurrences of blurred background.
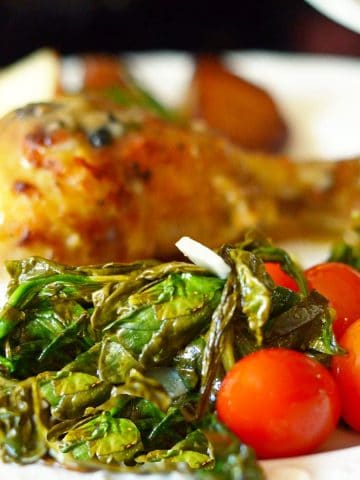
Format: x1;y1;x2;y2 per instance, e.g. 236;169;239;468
1;0;360;66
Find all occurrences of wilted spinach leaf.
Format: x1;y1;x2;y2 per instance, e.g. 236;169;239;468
0;236;341;478
39;371;111;420
0;377;48;463
264;291;341;356
136;429;215;469
57;411;143;465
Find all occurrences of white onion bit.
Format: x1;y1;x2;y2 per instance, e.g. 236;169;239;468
175;236;231;279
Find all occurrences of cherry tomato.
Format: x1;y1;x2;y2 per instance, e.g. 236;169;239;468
264;262;299;291
216;348;340;459
305;262;360;339
332;319;360;432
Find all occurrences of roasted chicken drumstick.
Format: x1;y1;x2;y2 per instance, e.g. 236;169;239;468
0;95;358;264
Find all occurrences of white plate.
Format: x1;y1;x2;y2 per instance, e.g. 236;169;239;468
305;0;360;35
127;50;360;160
2;51;360;479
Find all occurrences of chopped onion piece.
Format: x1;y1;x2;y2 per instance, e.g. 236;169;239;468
175;236;231;279
147;367;188;399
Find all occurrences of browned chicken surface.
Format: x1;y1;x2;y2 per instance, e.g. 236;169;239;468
0;95;358;264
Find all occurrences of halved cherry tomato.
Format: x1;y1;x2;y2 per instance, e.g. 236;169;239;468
332;319;360;432
264;262;299;291
216;348;340;459
305;262;360;339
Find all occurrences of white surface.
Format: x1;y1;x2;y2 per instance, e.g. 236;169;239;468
263;444;360;480
224;51;360;159
0;464;186;480
128;50;360;159
306;0;360;34
2;51;360;479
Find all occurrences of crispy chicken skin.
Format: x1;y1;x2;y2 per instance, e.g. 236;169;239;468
0;96;358;264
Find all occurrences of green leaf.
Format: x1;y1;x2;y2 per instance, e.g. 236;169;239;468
198;274;238;417
101;273;223;367
173;336;206;390
0;244;323;475
5;298;95;378
146;405;189;448
112;369;171;413
270;286;300;317
136;430;214;469
232;229;308;295
328;210;360;270
0;377;48;463
83;394;173;454
253;246;308;296
328;242;360;271
197;448;265;480
265;291;341;355
62;343;102;376
139;274;224;366
5;274;96;311
58;412;143;464
196;414;265;480
228;249;272;344
98;336;142;384
39;371;111;420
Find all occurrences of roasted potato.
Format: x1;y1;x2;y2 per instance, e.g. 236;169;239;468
0;49;59;118
188;57;288;152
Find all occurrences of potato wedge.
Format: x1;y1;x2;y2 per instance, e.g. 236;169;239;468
0;49;59;118
188;57;288;152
